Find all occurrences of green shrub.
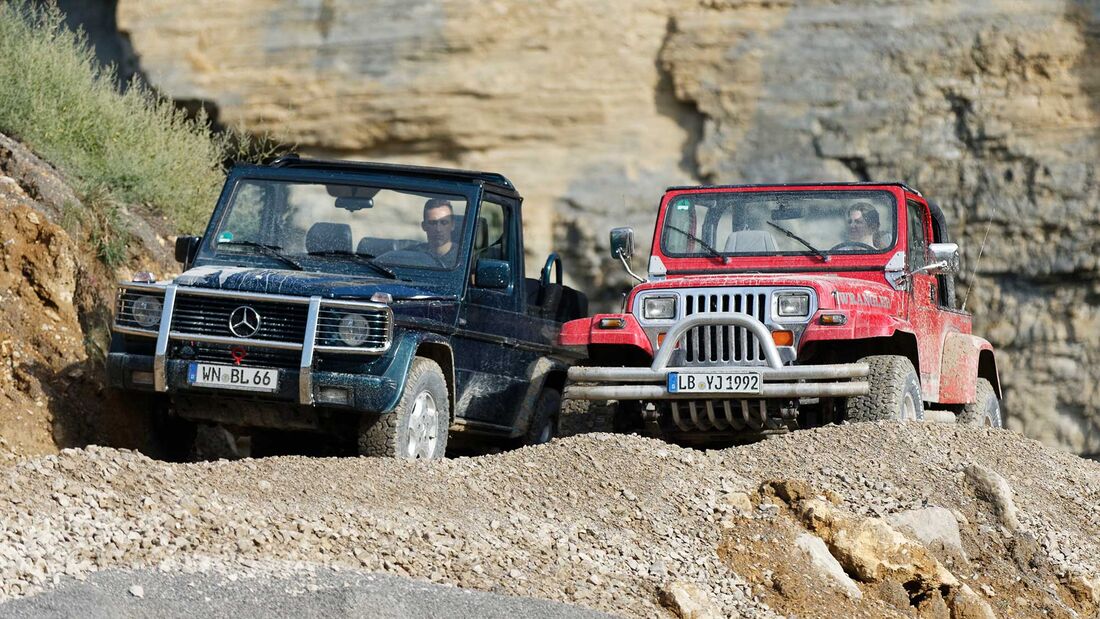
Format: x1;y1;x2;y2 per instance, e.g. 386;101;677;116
0;1;228;232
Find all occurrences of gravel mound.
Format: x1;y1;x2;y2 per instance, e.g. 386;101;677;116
0;423;1097;617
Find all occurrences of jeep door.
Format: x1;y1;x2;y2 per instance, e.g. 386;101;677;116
906;198;953;399
451;192;532;429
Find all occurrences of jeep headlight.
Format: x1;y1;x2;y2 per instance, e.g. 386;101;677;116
338;313;370;346
642;296;677;320
131;295;163;328
776;292;810;318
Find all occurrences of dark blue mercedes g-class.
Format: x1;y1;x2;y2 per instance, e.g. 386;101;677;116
108;156;587;459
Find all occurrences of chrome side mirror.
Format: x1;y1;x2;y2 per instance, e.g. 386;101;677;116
927;243;960;275
609;227;635;260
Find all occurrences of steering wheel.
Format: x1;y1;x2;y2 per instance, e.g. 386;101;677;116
829;241;876;252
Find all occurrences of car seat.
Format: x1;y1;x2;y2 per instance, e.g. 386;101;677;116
723;230;777;254
306;222;353;254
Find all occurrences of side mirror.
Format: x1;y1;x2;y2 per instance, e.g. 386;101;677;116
927;243;960;275
609;227;635;260
175;236;201;266
475;258;511;289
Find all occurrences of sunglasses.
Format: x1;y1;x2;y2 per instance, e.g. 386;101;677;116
847;218;866;225
423;216;454;228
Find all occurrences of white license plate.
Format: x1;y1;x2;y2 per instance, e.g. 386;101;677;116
188;363;278;393
667;371;762;394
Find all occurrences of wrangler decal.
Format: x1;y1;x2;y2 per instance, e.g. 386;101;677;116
835;290;892;309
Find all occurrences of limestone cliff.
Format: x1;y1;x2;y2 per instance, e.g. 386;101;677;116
104;0;1099;455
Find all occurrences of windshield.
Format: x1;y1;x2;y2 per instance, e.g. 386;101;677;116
660;190;898;259
205;178;469;273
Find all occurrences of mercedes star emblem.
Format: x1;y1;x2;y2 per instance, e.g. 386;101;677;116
228;306;262;338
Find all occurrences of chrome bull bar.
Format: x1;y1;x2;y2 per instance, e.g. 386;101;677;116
564;313;870;401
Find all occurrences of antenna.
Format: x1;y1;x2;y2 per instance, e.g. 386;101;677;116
960;203;996;311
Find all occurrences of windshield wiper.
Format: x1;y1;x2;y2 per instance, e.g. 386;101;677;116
306;250;399;280
219;241;304;270
766;221;829;263
665;224;728;264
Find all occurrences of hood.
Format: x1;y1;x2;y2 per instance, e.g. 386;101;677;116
629;272;902;315
173;266;452;301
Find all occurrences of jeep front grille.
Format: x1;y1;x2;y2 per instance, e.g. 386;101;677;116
171;294;308;343
682;291;768;366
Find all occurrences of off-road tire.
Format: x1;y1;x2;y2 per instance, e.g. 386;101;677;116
957;378;1002;428
525;388;561;446
192;423;244;461
358;357;449;459
149;402;197;462
558;397;618;437
846;355;924;422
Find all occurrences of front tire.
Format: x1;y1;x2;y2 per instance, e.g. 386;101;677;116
846;355;924;422
525;388;561;445
957;378;1002;428
358;357;449;459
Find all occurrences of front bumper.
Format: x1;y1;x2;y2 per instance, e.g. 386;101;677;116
107;353;402;413
563;313;870;401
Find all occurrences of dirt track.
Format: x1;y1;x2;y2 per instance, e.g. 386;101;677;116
1;422;1098;618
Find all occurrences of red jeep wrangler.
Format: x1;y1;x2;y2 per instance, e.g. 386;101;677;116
559;183;1002;444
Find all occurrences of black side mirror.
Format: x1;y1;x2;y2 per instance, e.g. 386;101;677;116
175;236;201;266
610;227;635;260
475;258;511;289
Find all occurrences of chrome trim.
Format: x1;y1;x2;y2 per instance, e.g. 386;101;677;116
153;285;177;392
113;325;158;339
569;362;870;383
565;313;869;405
168;332;304;351
315;301;394;354
118;282;169;294
299;296;321;405
564;382;869;400
651;313;784;370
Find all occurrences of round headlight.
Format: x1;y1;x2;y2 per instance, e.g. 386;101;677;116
642;296;677;320
338;313;370;347
776;293;810;317
131;295;163;328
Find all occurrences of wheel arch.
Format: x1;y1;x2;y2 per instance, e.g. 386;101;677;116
938;333;1000;404
414;338;455;420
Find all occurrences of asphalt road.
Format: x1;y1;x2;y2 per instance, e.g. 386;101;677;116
0;568;615;619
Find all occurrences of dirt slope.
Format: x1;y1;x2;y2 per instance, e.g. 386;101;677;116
0;132;173;456
0;423;1096;618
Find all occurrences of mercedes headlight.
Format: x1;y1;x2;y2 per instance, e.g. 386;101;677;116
131;295;163;328
642;296;677;320
338;313;370;346
776;292;810;318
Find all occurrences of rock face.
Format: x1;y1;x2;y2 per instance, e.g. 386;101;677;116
105;0;1100;454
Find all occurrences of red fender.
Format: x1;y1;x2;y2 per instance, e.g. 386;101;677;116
558;314;654;357
939;332;998;404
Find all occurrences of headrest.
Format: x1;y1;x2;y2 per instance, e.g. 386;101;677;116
474;217;488;249
723;230;777;253
306;222;353;254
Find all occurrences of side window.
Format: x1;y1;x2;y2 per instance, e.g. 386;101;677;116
906;200;928;270
472;197;513;289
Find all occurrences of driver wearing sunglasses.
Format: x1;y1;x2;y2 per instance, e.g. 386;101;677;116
417;198;459;263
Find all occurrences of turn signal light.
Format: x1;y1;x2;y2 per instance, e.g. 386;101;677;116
771;330;794;347
657;332;666;347
819;313;847;326
597;317;626;329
